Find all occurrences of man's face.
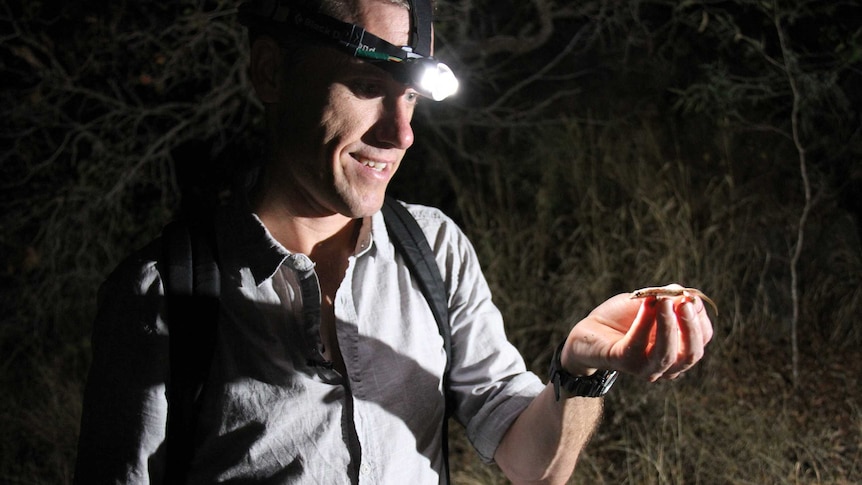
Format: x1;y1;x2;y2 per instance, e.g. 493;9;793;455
266;0;418;219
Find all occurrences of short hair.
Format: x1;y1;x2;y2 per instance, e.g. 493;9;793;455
244;0;418;72
321;0;413;21
244;0;412;53
244;0;413;31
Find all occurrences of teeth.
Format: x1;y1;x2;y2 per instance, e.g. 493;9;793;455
361;160;384;172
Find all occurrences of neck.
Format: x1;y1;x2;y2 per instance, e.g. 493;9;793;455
256;203;359;256
248;164;353;255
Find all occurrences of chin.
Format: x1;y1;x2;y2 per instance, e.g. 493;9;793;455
333;195;384;219
347;193;387;218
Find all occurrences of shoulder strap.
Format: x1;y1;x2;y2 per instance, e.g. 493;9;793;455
161;219;220;484
381;196;453;483
381;197;452;370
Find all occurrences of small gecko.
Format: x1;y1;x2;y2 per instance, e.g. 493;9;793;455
630;283;718;315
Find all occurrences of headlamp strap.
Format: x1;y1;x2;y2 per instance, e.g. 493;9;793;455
409;0;433;58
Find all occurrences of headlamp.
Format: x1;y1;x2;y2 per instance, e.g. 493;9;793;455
411;58;459;101
238;0;459;101
357;50;459;102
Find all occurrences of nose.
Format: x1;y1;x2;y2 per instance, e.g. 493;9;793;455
374;96;414;150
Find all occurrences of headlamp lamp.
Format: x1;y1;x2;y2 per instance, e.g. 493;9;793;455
357;49;459;102
238;0;459;101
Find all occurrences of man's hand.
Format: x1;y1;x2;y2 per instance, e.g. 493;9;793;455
562;290;714;381
495;288;714;484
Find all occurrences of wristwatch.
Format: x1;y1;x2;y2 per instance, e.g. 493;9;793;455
549;341;618;400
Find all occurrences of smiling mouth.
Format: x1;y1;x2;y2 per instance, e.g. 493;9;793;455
360;159;386;172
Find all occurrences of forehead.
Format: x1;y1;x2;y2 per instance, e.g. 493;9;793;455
353;0;411;47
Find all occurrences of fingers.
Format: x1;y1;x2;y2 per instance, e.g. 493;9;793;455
623;296;659;353
673;300;705;373
633;297;712;381
612;297;676;381
572;292;714;382
697;299;715;345
644;298;679;381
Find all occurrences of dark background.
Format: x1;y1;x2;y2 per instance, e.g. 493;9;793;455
2;0;860;483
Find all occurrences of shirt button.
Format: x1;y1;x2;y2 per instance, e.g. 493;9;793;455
286;253;315;273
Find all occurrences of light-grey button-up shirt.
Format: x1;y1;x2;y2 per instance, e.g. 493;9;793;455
75;199;545;484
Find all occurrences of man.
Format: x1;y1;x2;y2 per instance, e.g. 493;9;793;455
74;0;713;483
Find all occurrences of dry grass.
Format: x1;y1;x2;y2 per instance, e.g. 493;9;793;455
434;115;862;484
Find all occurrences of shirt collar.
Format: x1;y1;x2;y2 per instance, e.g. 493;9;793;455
215;196;289;286
360;209;397;262
215;196;389;286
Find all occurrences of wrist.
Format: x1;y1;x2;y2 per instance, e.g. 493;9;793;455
549;341;618;401
558;337;598;376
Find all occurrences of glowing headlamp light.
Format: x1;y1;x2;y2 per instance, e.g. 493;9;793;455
415;59;459;101
238;0;459;101
362;53;459;102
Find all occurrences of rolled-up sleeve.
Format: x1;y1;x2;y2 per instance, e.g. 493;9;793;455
414;208;546;464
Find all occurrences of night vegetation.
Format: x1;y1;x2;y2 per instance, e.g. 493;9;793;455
2;0;860;483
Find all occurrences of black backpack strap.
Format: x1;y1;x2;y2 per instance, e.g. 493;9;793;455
381;197;452;368
161;219;220;484
381;196;453;483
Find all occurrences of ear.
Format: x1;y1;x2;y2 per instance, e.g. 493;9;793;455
250;36;282;104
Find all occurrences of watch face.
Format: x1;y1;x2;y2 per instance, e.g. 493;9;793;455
592;370;619;396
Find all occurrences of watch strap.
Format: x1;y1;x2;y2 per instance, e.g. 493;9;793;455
549;341;618;400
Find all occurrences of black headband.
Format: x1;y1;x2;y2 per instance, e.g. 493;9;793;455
408;0;432;57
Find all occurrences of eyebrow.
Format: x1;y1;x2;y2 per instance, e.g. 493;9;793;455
340;55;391;78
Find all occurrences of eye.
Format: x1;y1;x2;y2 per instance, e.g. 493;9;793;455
349;79;385;99
404;90;421;104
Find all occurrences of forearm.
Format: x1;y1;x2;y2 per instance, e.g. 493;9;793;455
494;382;603;485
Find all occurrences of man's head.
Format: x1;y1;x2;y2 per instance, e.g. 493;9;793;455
242;0;429;219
